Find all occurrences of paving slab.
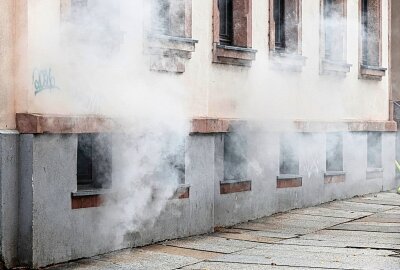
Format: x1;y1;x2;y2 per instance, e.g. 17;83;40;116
236;243;396;257
93;249;200;270
348;196;400;206
330;221;400;233
290;206;373;219
210;252;400;270
47;259;122;270
356;213;400;223
165;235;260;254
180;261;330;270
300;229;400;245
234;215;349;235
320;201;396;213
279;238;400;250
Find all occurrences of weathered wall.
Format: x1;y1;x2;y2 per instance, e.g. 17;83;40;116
214;131;397;227
0;133;19;268
17;0;391;121
18;134;216;268
0;1;16;129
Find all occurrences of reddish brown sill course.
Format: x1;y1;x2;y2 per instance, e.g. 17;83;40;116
71;195;104;209
16;113;113;134
220;180;251;194
277;176;302;189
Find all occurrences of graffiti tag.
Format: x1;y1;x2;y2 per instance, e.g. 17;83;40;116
32;68;59;95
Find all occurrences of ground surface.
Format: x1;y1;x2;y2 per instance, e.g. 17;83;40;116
48;191;400;270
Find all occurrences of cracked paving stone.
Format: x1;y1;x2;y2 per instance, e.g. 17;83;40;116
91;248;200;270
180;261;332;270
165;235;261;254
289;206;373;219
320;201;395;213
208;252;400;270
330;221;400;233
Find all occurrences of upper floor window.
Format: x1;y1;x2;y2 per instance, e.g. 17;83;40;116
213;0;257;66
151;0;185;37
320;0;352;76
270;0;301;54
219;0;234;45
323;0;346;62
361;0;380;66
359;0;386;79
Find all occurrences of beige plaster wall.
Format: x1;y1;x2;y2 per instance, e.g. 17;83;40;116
7;0;392;122
0;1;15;129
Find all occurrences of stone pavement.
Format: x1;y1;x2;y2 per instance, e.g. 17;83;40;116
48;191;400;270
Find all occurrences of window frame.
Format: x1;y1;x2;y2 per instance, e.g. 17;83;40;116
212;0;257;66
326;132;344;173
77;133;112;191
358;0;387;80
269;0;302;55
319;0;352;76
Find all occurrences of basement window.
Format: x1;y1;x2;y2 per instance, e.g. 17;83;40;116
326;133;344;172
321;0;351;76
360;0;386;79
77;134;112;191
279;133;299;175
212;0;257;66
224;132;248;181
367;132;382;168
147;0;197;73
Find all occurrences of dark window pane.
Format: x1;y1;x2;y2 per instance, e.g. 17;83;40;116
219;0;233;45
77;134;93;187
326;133;343;172
274;0;285;50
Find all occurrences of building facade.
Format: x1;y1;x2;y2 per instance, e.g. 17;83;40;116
0;0;399;268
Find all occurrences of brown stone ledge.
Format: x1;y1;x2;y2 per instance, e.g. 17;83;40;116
360;65;387;81
16;113;113;134
170;184;190;200
213;44;257;67
294;120;397;132
324;172;346;184
277;175;302;189
71;195;104;209
220;180;251;194
191;118;231;134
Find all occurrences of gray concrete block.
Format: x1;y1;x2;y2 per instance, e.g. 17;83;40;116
0;133;19;268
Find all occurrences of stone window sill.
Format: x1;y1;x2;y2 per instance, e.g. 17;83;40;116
321;59;352;76
220;179;252;194
72;188;112;197
360;65;387;81
277;175;302;189
170;184;190;200
324;171;346;184
366;167;384;180
213;44;257;67
146;34;198;73
71;188;112;210
270;51;307;72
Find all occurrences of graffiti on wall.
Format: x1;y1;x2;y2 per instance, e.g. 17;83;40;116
33;68;59;95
